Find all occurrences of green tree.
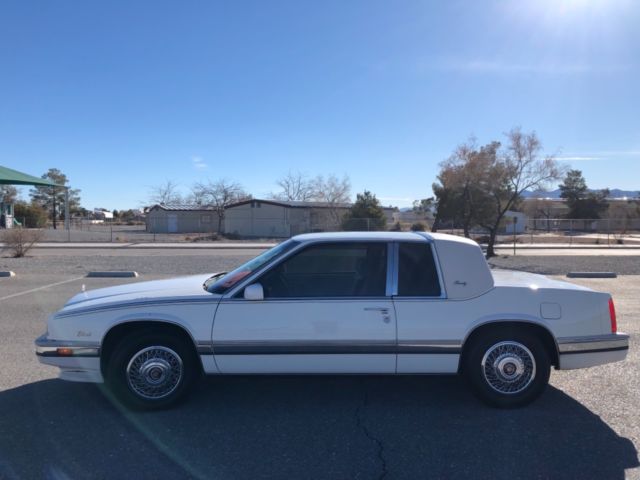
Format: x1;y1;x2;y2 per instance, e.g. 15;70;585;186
13;201;48;228
412;198;434;218
431;140;500;237
29;169;81;229
559;169;609;219
341;190;387;231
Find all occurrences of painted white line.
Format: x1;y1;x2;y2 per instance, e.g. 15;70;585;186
0;276;85;302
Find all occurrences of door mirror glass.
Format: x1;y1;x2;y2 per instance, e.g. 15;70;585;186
244;283;264;301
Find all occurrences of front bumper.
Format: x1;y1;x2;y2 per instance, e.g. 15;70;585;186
557;333;629;370
35;334;103;383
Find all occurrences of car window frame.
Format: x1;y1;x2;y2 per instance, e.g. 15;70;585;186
224;239;395;300
391;240;447;300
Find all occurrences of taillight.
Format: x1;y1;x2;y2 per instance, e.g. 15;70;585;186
609;298;617;333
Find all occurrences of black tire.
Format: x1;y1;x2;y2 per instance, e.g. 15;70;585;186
105;331;199;410
463;330;550;408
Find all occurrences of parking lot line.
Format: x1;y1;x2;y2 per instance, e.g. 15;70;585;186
0;276;85;302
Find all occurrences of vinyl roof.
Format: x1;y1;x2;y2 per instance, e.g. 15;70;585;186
228;199;396;210
149;204;215;211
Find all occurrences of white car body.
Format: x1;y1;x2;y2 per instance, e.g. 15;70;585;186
36;232;628;390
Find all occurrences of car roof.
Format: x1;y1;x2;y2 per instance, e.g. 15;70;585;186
291;231;480;247
291;231;431;242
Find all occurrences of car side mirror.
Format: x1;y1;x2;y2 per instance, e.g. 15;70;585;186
244;283;264;301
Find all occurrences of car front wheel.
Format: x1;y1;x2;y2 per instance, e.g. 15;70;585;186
106;332;198;410
464;331;550;408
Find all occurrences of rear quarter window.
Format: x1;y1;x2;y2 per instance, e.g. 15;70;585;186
398;242;441;297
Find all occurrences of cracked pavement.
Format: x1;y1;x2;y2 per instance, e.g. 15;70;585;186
0;251;638;478
355;386;388;480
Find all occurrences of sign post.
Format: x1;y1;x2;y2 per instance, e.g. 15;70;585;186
513;216;518;256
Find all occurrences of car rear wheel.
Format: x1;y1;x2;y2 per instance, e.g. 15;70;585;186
464;331;550;408
105;332;198;410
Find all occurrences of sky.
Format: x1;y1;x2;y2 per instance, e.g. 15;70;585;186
1;0;639;210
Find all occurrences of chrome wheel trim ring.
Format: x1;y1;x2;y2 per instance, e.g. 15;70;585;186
481;341;536;395
126;346;183;400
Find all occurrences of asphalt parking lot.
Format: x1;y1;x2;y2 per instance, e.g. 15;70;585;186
0;249;639;479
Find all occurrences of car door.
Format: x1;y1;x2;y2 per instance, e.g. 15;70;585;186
392;241;461;374
212;241;397;374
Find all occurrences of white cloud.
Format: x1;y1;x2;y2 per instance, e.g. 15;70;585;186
429;59;629;75
192;156;207;170
558;151;640;162
557;156;601;161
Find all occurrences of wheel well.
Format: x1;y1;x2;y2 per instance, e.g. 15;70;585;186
100;321;202;375
459;321;559;373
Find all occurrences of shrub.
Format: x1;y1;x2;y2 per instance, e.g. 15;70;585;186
1;228;43;257
410;222;426;232
13;202;47;228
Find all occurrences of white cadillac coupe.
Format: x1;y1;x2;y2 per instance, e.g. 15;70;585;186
36;232;628;409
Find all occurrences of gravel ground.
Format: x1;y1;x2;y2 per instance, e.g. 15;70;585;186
0;249;259;276
489;255;640;275
2;250;639;277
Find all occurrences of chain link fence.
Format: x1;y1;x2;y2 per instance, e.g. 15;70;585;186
522;218;640;245
6;215;640;245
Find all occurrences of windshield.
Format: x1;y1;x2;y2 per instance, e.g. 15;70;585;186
206;239;299;294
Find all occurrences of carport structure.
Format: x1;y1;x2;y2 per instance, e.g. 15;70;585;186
0;165;69;229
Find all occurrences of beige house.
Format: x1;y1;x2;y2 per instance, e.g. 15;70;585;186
147;199;397;237
224;199;397;238
224;199;353;238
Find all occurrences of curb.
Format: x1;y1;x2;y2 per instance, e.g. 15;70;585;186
86;271;139;278
0;271;16;278
0;243;276;250
567;272;618;279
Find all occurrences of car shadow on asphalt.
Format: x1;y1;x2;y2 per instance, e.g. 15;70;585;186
1;376;637;479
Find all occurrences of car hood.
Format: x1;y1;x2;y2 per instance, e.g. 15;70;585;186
60;273;221;313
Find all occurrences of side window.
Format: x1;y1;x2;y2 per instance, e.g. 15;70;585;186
259;242;387;298
397;243;441;297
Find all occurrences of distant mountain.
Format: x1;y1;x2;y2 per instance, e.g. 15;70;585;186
522;188;639;199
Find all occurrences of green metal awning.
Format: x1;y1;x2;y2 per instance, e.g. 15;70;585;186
0;165;62;187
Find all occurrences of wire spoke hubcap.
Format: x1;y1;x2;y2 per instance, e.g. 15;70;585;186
126;346;183;400
481;341;536;395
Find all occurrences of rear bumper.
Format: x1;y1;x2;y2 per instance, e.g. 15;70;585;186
35;334;103;383
557;333;629;370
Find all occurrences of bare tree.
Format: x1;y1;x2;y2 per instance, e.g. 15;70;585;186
192;179;250;233
270;171;315;201
1;185;18;203
148;180;183;206
480;128;563;257
311;174;351;224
